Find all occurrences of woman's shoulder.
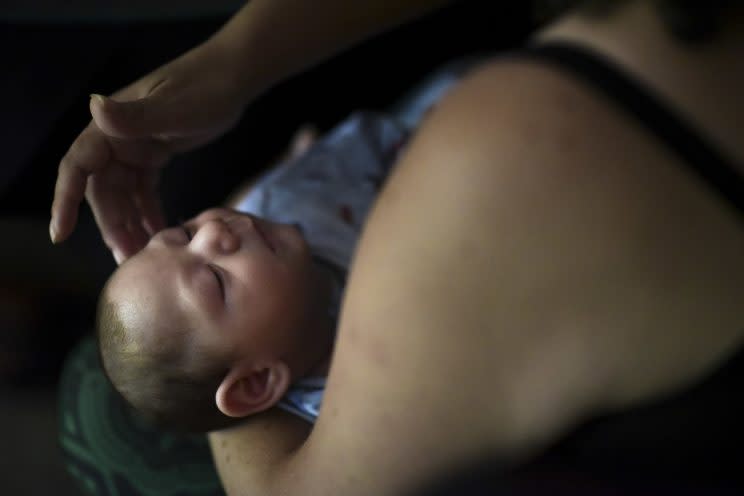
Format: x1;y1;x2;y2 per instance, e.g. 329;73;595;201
322;47;744;442
420;50;743;229
389;55;679;208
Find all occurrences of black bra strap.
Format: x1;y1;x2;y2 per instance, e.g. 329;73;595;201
519;42;744;219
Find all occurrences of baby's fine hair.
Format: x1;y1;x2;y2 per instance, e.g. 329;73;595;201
96;282;241;432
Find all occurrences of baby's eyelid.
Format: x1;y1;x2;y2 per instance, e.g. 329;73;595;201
208;264;226;302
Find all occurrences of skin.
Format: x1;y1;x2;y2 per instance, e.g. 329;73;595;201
209;2;744;495
106;208;336;417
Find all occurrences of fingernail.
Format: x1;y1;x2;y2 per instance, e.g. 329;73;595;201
90;93;106;107
49;221;57;243
113;249;124;265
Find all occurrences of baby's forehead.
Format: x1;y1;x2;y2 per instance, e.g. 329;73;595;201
107;252;192;344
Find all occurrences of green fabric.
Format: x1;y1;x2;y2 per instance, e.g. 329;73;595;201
59;337;224;496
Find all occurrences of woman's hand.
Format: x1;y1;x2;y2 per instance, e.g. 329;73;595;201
50;40;249;264
50;0;449;264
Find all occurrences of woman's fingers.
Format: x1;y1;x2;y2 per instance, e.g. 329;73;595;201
109;137;170;237
86;164;151;263
107;135;172;170
134;171;166;236
90;93;180;140
51;160;85;243
52;115;171;250
51;124;113;243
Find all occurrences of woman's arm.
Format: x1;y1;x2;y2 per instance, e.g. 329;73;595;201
50;0;449;258
210;0;451;103
209;409;311;496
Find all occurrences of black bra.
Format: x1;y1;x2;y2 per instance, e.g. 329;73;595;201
519;42;744;221
508;42;744;487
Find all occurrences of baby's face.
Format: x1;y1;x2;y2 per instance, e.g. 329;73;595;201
108;208;316;357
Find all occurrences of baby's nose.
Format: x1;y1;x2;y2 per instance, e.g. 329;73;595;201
197;219;239;254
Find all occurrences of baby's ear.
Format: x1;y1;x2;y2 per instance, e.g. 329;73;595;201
215;360;291;418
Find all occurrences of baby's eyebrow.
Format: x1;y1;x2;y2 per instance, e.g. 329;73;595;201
176;254;223;319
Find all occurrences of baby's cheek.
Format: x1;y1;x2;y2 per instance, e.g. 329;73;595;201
277;265;313;305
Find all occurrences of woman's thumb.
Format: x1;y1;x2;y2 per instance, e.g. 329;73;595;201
90;93;172;139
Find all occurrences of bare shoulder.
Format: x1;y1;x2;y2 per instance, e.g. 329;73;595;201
283;61;744;495
341;56;744;375
371;59;744;406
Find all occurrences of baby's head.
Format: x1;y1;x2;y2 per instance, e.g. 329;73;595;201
97;208;333;432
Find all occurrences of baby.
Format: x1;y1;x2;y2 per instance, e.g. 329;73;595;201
97;112;407;432
96;63;468;432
